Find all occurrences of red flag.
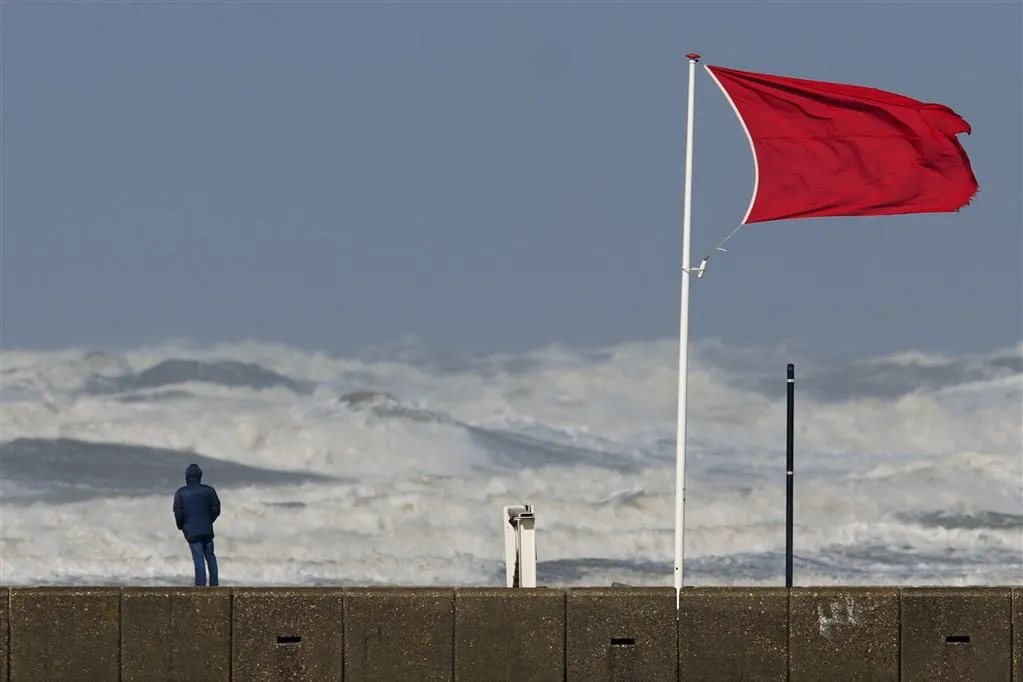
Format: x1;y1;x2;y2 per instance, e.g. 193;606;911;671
704;64;979;224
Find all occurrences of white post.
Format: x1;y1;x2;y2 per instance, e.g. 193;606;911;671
503;504;536;588
674;53;700;604
504;505;519;587
518;513;536;588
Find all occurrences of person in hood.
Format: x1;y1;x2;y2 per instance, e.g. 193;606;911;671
173;463;221;586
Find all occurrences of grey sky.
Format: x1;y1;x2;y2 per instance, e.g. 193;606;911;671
3;2;1020;358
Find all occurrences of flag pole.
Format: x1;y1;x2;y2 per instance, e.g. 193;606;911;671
674;52;700;604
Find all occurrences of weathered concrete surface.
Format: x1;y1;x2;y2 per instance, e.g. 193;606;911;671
901;586;1012;682
678;587;788;681
454;587;565;682
1012;587;1021;682
4;583;1023;680
0;587;8;682
121;586;231;681
789;586;900;681
8;586;120;682
344;587;454;681
232;587;344;682
566;587;677;681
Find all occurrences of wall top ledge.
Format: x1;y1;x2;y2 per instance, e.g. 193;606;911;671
0;584;1019;592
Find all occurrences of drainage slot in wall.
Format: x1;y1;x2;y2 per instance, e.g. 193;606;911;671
276;636;302;644
945;635;970;644
610;638;636;646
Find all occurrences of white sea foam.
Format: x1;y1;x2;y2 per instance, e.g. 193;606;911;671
1;338;1020;587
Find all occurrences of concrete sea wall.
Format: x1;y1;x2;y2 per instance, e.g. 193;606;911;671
0;585;1018;680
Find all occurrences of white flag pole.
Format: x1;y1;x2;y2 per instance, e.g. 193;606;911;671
674;52;700;604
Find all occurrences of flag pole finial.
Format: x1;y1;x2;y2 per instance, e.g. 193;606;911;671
686;53;701;61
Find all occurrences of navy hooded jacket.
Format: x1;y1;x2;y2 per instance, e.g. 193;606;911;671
173;464;221;542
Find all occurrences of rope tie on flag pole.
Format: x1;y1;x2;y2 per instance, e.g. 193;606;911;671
688;222;749;279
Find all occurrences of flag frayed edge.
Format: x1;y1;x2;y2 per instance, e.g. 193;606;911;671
958;185;980;211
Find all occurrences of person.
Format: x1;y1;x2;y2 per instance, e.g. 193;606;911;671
173;463;221;586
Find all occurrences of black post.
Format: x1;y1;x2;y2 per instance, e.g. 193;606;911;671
785;363;795;588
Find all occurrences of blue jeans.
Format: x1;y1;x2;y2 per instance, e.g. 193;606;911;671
188;538;219;586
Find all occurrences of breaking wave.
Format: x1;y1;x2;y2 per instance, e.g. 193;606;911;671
1;338;1020;587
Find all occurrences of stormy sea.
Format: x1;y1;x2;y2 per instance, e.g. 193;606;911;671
1;338;1020;587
